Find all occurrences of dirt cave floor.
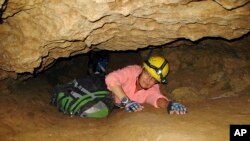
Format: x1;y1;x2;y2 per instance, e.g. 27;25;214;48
0;50;250;141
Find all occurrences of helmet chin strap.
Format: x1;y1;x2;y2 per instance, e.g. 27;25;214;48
144;59;168;84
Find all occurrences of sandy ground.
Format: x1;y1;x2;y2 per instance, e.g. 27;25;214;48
0;74;249;141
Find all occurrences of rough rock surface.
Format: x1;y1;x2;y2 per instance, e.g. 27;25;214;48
0;0;249;79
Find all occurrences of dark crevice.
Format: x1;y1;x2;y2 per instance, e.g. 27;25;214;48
2;7;34;21
0;0;8;24
214;0;250;11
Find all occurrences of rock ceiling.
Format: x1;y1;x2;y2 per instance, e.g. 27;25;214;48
0;0;249;80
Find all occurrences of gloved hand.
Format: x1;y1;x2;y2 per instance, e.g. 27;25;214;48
125;101;144;112
167;101;187;115
121;96;144;112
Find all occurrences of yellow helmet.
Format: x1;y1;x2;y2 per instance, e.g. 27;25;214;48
143;56;169;83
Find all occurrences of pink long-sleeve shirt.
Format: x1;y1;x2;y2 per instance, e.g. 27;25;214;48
105;65;167;108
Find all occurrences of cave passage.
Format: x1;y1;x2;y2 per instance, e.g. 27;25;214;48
0;37;250;141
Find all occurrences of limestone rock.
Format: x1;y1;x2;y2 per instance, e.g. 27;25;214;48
230;74;250;93
209;91;238;100
0;0;5;9
214;0;250;9
171;87;205;103
0;0;249;79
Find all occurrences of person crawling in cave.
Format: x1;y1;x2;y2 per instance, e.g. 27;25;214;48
105;55;187;114
51;55;187;118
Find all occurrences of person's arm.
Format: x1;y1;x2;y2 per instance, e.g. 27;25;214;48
105;65;144;112
110;85;144;112
156;98;170;108
105;67;128;100
109;85;127;100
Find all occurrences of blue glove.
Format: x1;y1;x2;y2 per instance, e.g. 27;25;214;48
167;101;187;114
125;101;143;112
121;96;143;112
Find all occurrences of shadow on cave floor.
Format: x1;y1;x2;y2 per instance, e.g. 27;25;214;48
0;48;250;141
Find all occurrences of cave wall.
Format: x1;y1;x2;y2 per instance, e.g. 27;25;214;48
0;0;249;80
37;35;250;103
144;35;250;102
